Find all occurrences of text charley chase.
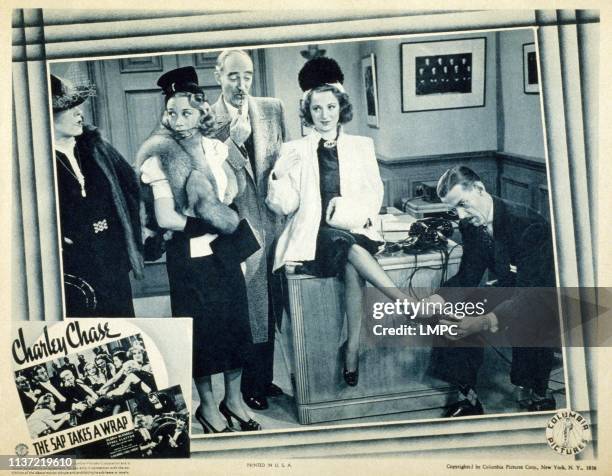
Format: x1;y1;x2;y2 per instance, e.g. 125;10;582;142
12;322;121;365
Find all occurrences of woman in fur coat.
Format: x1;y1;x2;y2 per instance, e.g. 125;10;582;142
51;74;143;318
136;67;261;434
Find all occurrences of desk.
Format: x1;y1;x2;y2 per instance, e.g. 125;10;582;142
282;244;463;424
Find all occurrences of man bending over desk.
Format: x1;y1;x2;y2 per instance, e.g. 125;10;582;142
418;166;559;417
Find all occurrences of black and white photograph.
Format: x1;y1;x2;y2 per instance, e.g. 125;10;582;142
41;28;566;432
5;5;608;474
361;53;380;127
14;334;159;442
8;319;191;459
69;385;190;459
125;385;190;458
414;53;472;95
523;42;540;94
401;37;486;112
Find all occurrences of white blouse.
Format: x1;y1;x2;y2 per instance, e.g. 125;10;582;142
140;137;229;258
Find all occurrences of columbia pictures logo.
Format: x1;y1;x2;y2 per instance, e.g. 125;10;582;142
15;443;29;456
546;410;591;455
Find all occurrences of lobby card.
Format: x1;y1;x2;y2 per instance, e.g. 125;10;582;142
1;2;610;475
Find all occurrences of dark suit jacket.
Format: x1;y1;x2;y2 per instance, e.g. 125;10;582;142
18;387;40;415
438;196;557;336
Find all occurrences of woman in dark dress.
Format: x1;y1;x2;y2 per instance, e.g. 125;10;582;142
267;58;411;386
136;67;261;433
51;74;143;317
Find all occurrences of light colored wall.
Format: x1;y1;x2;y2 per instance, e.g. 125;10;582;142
264;31;547;161
498;29;546;159
357;32;498;159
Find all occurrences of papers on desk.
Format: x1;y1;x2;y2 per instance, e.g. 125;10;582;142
373;213;417;241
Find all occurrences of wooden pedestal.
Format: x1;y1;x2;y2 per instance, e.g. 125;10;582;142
283;245;463;424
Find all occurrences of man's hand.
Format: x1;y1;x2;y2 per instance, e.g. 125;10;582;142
410;294;446;320
72;402;88;412
439;314;488;341
229;110;251;146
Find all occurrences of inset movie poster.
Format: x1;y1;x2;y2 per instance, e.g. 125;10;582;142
9;319;191;459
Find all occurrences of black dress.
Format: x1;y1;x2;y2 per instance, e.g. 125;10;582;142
56;149;134;317
165;230;252;378
297;139;381;278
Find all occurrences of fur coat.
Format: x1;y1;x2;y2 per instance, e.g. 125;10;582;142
136;126;245;235
78;126;144;278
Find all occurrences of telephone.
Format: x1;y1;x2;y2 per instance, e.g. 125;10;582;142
406;217;454;250
382;217;454;254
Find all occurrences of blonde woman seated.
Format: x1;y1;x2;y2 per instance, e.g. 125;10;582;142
266;58;409;386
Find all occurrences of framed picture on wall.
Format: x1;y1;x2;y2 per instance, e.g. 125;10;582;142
400;37;486;112
523;43;540;94
299;99;310;136
361;53;380;128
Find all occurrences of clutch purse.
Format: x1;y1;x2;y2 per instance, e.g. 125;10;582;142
211;219;261;267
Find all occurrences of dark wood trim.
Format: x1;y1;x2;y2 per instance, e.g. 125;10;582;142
377;150;495;167
495;151;546;170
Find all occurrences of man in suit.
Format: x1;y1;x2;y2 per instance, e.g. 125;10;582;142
211;49;287;410
16;374;42;416
58;356;79;379
32;365;70;412
58;369;98;424
421;166;559;417
76;354;88;378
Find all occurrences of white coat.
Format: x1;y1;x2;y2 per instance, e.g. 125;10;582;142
266;130;384;271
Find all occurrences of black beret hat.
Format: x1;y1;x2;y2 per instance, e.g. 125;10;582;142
157;66;201;97
298;57;344;92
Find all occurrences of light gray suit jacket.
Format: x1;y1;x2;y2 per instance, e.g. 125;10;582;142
211;96;286;343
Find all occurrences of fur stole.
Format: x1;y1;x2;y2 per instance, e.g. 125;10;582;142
136;126;244;234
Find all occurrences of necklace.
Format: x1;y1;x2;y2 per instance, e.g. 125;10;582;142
57;148;86;197
322;129;339;149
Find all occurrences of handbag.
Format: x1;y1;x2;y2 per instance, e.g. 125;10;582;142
211;219;261;268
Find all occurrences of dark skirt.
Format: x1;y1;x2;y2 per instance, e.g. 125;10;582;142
166;233;251;377
296;225;382;278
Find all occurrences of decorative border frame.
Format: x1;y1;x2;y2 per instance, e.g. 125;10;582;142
10;9;599;459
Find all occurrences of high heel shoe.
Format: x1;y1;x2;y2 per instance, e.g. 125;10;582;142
340;341;359;387
195;405;232;434
219;401;262;431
